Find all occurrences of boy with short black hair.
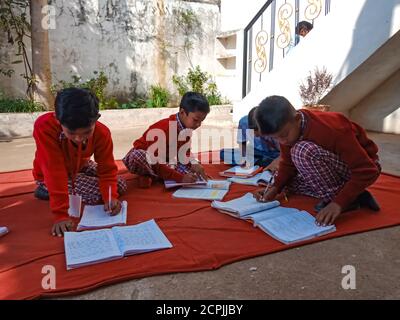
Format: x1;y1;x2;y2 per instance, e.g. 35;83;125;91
33;87;127;237
254;95;381;226
123;91;210;187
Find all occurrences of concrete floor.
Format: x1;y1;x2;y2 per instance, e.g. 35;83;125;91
0;127;399;299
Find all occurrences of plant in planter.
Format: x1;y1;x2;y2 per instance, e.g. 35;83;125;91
299;67;333;111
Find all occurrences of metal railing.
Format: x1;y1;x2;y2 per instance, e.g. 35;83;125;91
242;0;332;98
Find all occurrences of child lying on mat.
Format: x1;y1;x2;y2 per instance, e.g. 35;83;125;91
253;95;381;226
32;88;127;237
220;106;280;171
123;92;210;188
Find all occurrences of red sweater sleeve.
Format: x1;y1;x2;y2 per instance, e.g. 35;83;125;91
93;124;119;202
33;119;70;222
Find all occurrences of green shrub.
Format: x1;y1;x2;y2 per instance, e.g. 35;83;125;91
0;91;44;113
146;85;170;108
51;71;118;110
118;99;147;109
172;65;228;105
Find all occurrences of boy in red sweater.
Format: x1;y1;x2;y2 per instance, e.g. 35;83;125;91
33;88;127;237
123;92;209;187
253;96;381;226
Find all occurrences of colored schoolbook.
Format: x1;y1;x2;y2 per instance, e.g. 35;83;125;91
77;201;128;231
64;219;173;270
228;170;274;186
172;180;231;201
164;179;207;189
211;193;336;244
219;165;263;178
0;226;9;238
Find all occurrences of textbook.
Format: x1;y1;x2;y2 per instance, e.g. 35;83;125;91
172;180;231;200
77;201;128;231
219;165;263;178
164;178;207;189
0;226;9;238
228;170;274;186
64;219;173;270
211;193;336;244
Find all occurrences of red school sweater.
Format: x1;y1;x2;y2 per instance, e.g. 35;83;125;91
32;112;118;222
133;114;192;182
274;109;380;209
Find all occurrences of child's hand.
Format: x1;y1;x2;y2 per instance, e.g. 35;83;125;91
52;219;74;237
252;186;279;202
182;172;198;183
315;202;341;226
190;163;208;181
104;199;122;216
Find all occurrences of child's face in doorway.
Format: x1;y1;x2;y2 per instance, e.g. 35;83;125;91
178;109;208;130
299;27;310;37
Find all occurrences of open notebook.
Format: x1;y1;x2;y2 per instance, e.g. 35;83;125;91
77;201;128;231
219;165;263;178
228;170;274;186
211;193;336;244
172;180;231;201
64;219;173;270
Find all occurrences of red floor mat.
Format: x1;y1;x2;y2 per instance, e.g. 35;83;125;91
0;158;399;299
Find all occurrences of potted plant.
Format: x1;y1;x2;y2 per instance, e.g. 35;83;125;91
299;67;333;111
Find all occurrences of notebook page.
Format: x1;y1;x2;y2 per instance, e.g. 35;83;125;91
173;188;229;200
64;229;122;269
247;206;300;224
186;180;231;190
77;201;127;230
211;193;280;216
112;219;172;255
224;165;260;175
228;171;273;186
256;210;336;244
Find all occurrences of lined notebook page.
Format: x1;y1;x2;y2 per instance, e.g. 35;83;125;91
173;188;229;200
256;210;336;244
228;171;273;186
112;219;172;255
247;206;300;224
77;201;127;230
224;165;260;175
212;193;280;216
64;229;122;269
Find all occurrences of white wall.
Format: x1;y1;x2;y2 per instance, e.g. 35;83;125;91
220;0;267;32
233;0;400;122
350;69;400;134
0;0;220;102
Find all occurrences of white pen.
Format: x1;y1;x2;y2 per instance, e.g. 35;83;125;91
108;185;112;213
262;171;275;201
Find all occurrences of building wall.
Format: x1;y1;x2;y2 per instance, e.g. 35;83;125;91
220;0;266;32
0;0;220;102
233;0;400;125
350;69;400;134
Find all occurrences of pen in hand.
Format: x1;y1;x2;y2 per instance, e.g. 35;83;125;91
108;185;112;213
261;171;275;202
